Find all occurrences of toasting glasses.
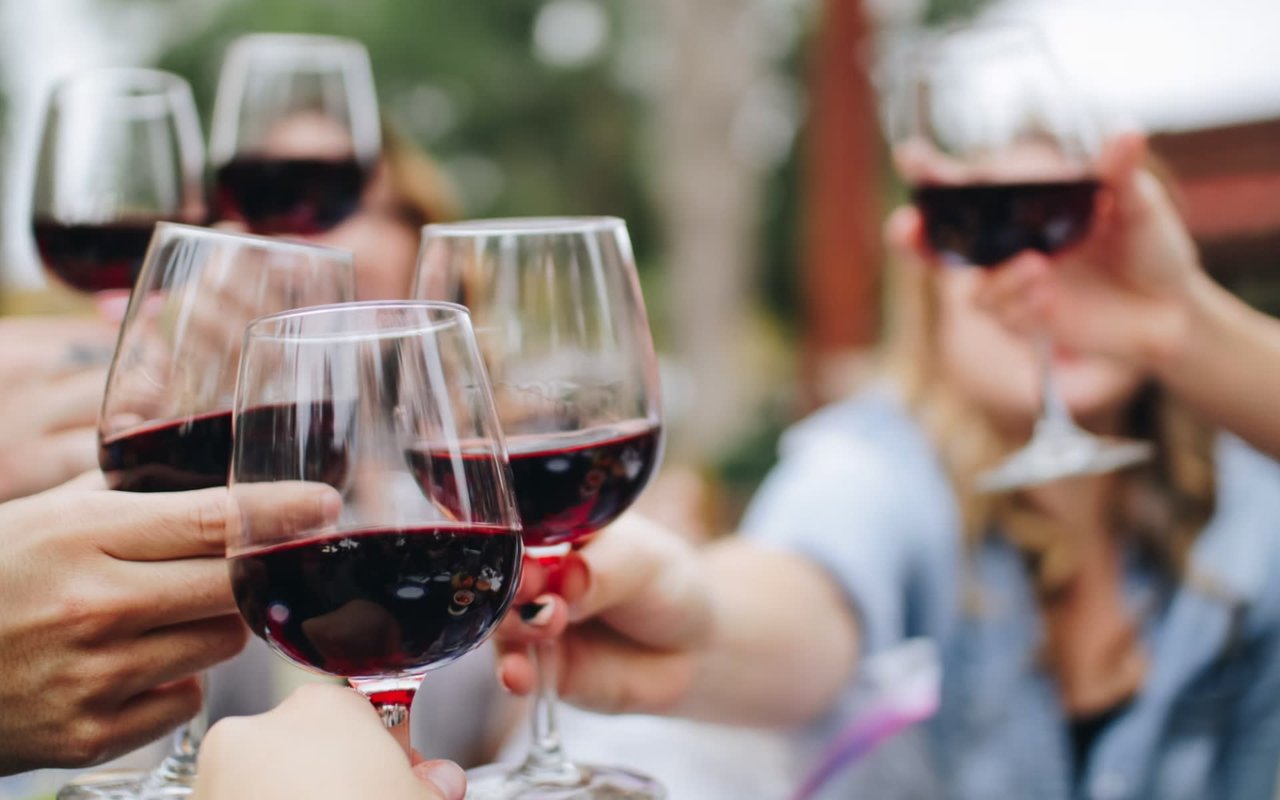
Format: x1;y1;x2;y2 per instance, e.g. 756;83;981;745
61;225;353;800
886;23;1151;491
32;69;205;304
414;218;665;799
228;301;523;753
210;33;381;235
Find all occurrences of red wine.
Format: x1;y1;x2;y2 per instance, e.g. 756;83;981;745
214;157;368;235
32;219;160;293
410;423;662;548
100;402;348;493
100;410;233;493
230;525;522;677
912;179;1099;267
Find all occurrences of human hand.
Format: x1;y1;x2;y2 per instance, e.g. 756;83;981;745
494;514;713;715
0;315;117;500
0;480;339;775
193;684;466;800
894;132;1207;370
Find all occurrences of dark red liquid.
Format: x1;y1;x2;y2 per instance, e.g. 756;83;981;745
214;157;368;235
100;410;233;492
100;402;348;493
409;423;662;548
912;180;1099;267
33;219;160;293
230;525;521;677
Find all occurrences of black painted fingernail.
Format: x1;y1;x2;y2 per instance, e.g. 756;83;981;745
520;601;548;622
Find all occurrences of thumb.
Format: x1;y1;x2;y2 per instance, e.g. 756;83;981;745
1097;131;1148;222
411;760;466;800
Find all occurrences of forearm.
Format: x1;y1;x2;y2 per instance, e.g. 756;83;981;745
1151;274;1280;459
673;540;860;727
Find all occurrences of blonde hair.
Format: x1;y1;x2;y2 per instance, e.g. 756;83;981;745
877;250;1217;599
378;122;462;226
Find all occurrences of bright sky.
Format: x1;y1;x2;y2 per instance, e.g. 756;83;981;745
992;0;1280;132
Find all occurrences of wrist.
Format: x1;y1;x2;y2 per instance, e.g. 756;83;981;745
1143;269;1234;382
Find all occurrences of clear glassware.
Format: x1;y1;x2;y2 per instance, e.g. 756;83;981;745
32;68;205;314
228;301;523;752
886;23;1151;491
64;224;353;800
414;218;666;799
209;33;380;235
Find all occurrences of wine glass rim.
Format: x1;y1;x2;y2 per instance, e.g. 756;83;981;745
52;66;191;98
245;300;473;343
422;216;626;237
152;222;356;262
228;32;371;56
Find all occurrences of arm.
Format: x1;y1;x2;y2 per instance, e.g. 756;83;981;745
496;516;860;728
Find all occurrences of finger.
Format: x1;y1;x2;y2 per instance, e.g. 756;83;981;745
227;481;343;551
79;676;203;768
102;556;240;633
497;651;536;695
412;760;467;800
884;205;932;266
972;252;1050;313
89;488;235;562
0;428;99;502
37;367;108;433
558;623;694;715
493;593;568;648
101;615;248;702
1097;131;1148;222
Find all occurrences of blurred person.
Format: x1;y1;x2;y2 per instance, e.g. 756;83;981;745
194;684;465;800
492;134;1280;799
0;478;337;776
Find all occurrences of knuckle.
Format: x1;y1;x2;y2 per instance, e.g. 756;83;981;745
61;714;114;767
191;496;230;549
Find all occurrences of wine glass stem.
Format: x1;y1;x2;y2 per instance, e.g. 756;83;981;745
1035;334;1080;437
149;679;207;784
515;635;583;784
377;701;414;756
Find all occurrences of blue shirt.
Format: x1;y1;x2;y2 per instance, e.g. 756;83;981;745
743;389;1280;800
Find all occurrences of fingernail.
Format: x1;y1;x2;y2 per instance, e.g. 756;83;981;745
519;595;555;626
414;760;467;799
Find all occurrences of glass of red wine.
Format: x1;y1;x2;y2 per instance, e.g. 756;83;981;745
414;218;665;799
887;23;1151;491
209;33;380;236
68;225;353;800
227;300;523;753
32;68;206;314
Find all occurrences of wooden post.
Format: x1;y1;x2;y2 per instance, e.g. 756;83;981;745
800;0;883;409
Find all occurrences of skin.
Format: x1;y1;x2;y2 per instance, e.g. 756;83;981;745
194;684;465;800
0;479;339;775
491;135;1176;726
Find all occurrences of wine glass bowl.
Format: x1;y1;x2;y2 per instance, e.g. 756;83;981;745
228;301;523;745
210;33;380;235
32;68;205;297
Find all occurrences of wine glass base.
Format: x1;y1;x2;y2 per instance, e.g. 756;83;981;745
57;770;147;800
976;434;1153;493
465;762;665;800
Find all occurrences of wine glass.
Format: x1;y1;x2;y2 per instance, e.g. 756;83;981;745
228;301;523;753
886;23;1152;491
209;33;381;235
63;225;353;800
414;217;665;799
32;68;206;313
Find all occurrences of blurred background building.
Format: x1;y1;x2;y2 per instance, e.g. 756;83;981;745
1;0;1278;531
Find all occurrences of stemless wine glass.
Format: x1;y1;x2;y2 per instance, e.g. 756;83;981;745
414;217;665;799
227;301;523;753
32;68;206;310
63;225;353;800
209;33;381;235
887;23;1151;491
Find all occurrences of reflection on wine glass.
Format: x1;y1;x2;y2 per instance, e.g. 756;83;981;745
60;225;353;800
32;68;205;308
414;217;665;800
886;23;1151;491
228;301;523;755
209;33;381;235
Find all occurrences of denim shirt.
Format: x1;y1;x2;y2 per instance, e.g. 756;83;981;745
742;389;1280;800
